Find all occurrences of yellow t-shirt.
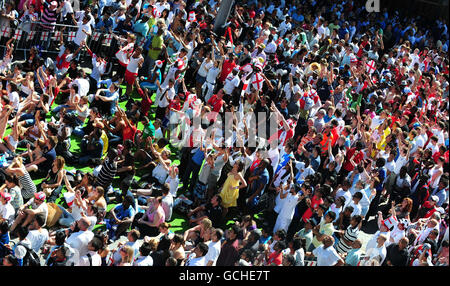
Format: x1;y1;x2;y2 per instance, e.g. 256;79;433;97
312;221;335;248
101;130;109;156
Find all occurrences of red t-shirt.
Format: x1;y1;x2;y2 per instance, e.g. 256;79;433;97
137;88;152;116
343;148;364;172
122;123;137;142
219;60;236;83
207;94;224;113
266;251;283;266
302;195;323;222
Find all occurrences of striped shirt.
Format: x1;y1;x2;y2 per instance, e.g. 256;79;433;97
336;225;360;254
41;2;57;30
94;159;117;189
17;170;37;200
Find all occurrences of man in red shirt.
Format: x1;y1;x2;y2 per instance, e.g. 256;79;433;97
219;54;237;84
342;141;364;178
207;88;225;113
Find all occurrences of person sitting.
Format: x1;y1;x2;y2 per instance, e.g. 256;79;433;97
131;196;165;238
104;195;136;242
187;194;223;227
10;192;48;235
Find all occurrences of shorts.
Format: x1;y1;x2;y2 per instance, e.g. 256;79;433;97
125;70;138;86
195;73;206;84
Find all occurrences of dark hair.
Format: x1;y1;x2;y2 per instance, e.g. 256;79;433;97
353;191;363;200
327;211;337;221
139;242;153;256
196;242;209;256
292;236;305;251
0;219;9;234
34;213;46;227
55;229;67;246
16;226;29;240
166;257;177;266
89;236;103;251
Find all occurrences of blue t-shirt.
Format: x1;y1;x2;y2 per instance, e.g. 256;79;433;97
114;204;136;220
0;233;10;245
191;148;205;166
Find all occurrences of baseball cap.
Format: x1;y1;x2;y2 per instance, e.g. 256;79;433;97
35;191;46;201
0;192;11;202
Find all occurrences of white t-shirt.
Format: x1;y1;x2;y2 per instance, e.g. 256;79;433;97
185;254;207;266
165;176;180;197
312;245;341;266
157;86;175;108
70;78;90;97
347;201;362;217
78;250;102;266
8;91;20;110
0;203;15;225
223;74;240;95
365;244;387;264
66;230;95;257
134;255;153;266
198;59;213;78
162;194;173;221
206;67;221;83
336;188;352;208
26;229;49;253
74;21;92;46
278;193;300;220
204;240;221;266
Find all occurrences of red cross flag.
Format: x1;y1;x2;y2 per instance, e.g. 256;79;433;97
92;31;101;42
13;29;23;41
138;37;146;47
102;34;113;46
1;26;10;38
366;60;376;74
40;31;49;41
52;30;61;40
68;31;76;42
252;72;264;91
27;30;36;41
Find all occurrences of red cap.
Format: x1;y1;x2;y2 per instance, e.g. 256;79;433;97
0;192;11;202
249;11;256;18
34;192;46;201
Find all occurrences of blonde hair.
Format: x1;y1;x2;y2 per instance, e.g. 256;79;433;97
120;245;135;264
201;218;212;229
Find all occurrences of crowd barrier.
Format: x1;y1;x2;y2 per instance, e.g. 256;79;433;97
0;21;148;60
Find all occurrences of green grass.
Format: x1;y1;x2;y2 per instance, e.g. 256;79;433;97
5;85;259;235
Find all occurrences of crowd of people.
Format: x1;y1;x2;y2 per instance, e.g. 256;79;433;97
0;0;448;267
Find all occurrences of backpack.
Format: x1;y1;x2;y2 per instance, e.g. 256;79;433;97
20;244;41;266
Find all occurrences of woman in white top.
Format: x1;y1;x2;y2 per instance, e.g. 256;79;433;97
429;156;444;189
150;147;172;185
195;52;213;96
